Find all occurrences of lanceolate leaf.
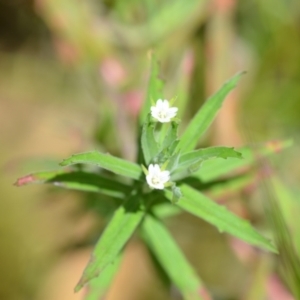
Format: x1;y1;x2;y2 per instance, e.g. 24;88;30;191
75;195;145;292
155;140;179;166
172;147;242;180
60;151;142;180
166;151;181;173
179;147;242;168
140;54;164;125
266;176;300;298
165;185;277;253
207;174;255;200
153;203;182;219
142;215;206;300
85;255;122;300
160;121;179;151
15;170;131;198
195;139;293;183
141;117;159;165
177;72;245;153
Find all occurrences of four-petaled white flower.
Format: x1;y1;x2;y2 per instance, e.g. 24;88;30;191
146;164;170;190
150;99;178;123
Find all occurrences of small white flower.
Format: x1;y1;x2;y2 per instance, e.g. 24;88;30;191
150;99;178;123
146;164;170;190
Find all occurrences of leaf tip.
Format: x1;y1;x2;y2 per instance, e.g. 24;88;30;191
236;151;243;159
14;174;36;186
268;242;278;254
74;272;95;293
59;160;67;166
74;281;84;293
230;70;247;86
141;164;148;175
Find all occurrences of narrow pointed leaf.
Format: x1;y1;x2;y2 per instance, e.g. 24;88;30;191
195;139;293;182
153;203;182;219
166;151;181;172
141;118;159;165
85;255;122;300
60;151;142;180
15;170;130;198
262;176;300;298
165;185;277;253
140;54;164;125
207;174;255;199
154;140;179;167
142;215;206;300
160;121;179;151
172;147;242;180
177;72;245;152
179;147;242;168
75;195;145;292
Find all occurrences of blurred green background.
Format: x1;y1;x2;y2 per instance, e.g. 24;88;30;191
1;0;300;299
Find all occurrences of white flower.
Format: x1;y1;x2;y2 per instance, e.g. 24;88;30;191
146;164;170;190
150;99;178;123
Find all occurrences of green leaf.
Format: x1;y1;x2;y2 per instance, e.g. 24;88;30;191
142;215;206;300
140;54;164;125
15;170;131;198
172;147;242;180
177;72;245;152
85;255;122;300
141;117;159;165
166;151;181;173
165;185;277;253
155;140;179;165
160;121;179;151
154;122;179;166
75;195;145;292
60;151;142;180
179;147;242;167
195;139;293;183
262;176;300;298
152;203;182;219
207;174;255;199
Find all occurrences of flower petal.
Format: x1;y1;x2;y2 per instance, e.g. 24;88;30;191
146;164;170;190
151;112;159;120
146;174;152;185
154;182;165;190
166;113;176;120
156;99;163;108
168;107;178;114
159;171;170;183
167;108;178;118
159;117;169;123
152;164;161;173
162;100;170;109
150;106;158;113
148;164;155;173
150;99;178;123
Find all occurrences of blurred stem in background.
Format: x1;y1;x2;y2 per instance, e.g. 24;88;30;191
206;0;244;147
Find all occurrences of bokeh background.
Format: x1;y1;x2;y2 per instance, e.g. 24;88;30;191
1;0;300;299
